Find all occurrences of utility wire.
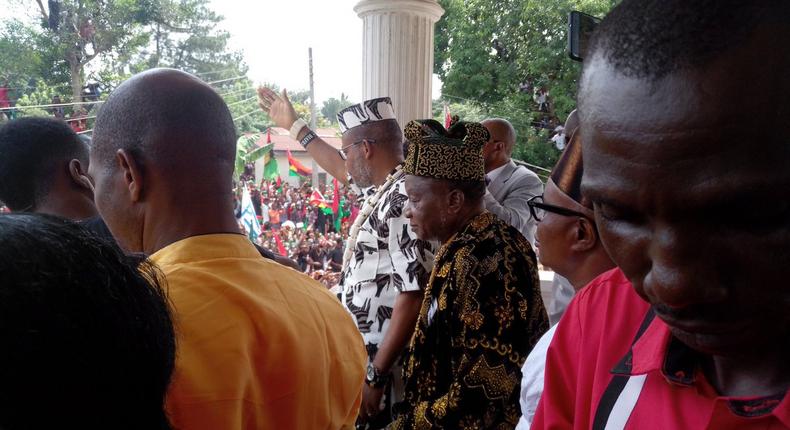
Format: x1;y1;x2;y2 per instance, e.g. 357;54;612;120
233;108;264;122
206;75;247;85
64;115;97;123
0;100;103;112
3;80;252;112
226;95;258;108
194;68;239;77
218;86;255;97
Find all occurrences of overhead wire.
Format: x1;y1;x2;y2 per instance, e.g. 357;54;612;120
193;67;240;77
218;86;255;97
226;95;258;108
0;100;103;112
233;108;264;122
64;115;97;123
3;80;252;113
206;75;247;86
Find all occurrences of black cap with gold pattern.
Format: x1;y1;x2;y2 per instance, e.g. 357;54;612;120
403;119;489;182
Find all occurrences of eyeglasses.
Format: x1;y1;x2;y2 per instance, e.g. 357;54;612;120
527;195;589;222
338;138;376;160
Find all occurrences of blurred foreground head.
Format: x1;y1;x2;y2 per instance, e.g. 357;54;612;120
0;213;175;430
579;0;790;355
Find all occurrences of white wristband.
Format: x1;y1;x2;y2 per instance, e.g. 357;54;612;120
289;118;308;139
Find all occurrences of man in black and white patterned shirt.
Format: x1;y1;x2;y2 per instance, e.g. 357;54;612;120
258;88;435;429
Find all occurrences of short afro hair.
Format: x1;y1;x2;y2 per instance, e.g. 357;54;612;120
586;0;788;81
0;117;87;211
0;213;175;430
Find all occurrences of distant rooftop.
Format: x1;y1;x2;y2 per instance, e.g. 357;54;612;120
253;127;342;152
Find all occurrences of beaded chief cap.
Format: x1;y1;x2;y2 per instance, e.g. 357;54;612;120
403;119;489;182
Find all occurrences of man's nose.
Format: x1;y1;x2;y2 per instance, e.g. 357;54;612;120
642;223;727;308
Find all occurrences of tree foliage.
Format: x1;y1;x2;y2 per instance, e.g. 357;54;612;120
1;0;261;134
434;0;619;169
320;93;352;125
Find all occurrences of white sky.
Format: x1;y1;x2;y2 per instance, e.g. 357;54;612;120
212;0;442;104
1;0;442;104
210;0;363;104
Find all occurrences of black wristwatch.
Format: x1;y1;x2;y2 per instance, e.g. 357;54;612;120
365;363;391;388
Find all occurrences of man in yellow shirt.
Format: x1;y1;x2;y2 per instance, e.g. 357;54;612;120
88;68;366;429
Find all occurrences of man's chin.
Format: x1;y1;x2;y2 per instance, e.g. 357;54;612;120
668;324;752;357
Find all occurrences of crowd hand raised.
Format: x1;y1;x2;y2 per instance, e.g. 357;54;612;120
257;87;299;130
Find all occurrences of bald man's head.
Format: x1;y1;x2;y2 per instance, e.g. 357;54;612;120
481;118;516;172
91;68;236;177
481;118;516;154
88;68;239;252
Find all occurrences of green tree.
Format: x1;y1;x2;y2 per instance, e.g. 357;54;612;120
320;93;352;125
2;0;254;134
0;20;66;90
30;0;155;102
434;0;619;169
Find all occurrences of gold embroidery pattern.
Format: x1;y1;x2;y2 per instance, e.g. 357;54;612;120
464;356;519;400
393;213;549;428
403;120;489;181
462;310;485;330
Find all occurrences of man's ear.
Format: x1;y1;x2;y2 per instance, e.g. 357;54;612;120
446;187;465;215
68;159;94;194
115;149;144;202
570;217;598;252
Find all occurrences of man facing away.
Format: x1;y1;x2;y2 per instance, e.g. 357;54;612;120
259;88;435;428
0;117;116;240
0;117;96;220
88;68;366;430
480;118;543;246
393;119;548;429
533;0;790;428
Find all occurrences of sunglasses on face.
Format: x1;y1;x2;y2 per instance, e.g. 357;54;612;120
527;195;589;222
338;138;376;160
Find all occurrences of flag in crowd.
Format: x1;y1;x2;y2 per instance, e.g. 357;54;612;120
240;185;261;241
287;149;312;177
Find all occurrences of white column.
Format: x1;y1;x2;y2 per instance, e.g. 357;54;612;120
355;0;444;126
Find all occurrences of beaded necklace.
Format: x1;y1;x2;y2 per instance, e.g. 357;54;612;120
341;165;405;273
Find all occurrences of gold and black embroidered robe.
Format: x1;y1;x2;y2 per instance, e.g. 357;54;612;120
392;212;549;429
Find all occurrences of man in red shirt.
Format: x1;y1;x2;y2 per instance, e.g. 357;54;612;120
533;0;790;429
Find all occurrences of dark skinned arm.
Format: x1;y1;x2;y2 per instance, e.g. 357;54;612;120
372;290;423;374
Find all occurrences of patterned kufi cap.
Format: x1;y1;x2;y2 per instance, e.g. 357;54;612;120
403;119;489;182
337;97;397;134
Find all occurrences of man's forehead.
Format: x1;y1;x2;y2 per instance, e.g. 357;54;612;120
580;57;736;135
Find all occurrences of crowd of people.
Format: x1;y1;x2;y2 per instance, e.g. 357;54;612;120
1;1;789;429
232;179;357;286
